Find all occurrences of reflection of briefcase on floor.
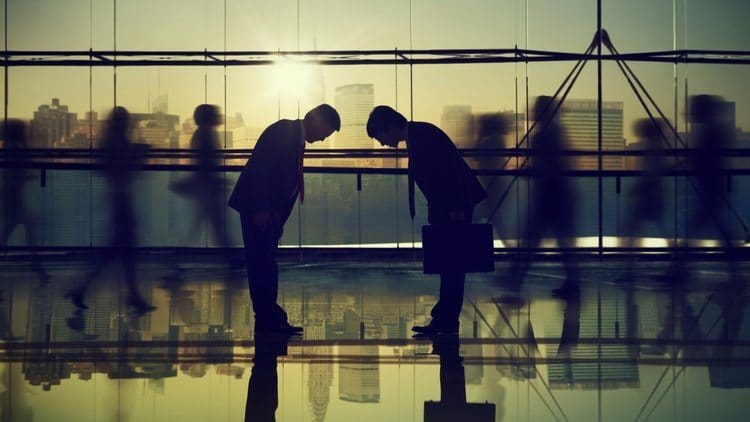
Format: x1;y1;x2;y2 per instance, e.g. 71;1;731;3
422;223;495;274
424;401;496;422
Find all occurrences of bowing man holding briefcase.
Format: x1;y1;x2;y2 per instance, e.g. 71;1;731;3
366;105;489;335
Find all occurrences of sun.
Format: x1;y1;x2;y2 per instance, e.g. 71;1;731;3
271;59;313;98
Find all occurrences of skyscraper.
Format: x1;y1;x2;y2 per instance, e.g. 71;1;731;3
31;98;77;148
558;99;624;169
334;83;375;149
441;105;474;148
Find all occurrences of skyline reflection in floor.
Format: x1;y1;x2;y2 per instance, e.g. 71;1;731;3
1;255;749;421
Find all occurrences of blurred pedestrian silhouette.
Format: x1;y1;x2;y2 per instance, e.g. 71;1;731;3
503;96;579;297
170;104;234;252
367;105;487;336
618;118;670;282
65;107;155;315
245;334;294;422
687;95;735;249
665;94;737;282
1;119;51;284
228;104;340;334
473;113;512;247
423;336;495;422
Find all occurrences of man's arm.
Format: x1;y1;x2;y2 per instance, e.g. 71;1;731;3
415;124;475;218
247;122;296;229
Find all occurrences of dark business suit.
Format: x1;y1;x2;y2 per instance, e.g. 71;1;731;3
407;122;487;328
228;119;304;326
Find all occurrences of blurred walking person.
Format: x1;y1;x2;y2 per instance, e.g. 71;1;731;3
66;107;155;314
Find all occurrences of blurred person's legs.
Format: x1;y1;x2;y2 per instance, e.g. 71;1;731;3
206;193;242;269
502;204;546;293
553;204;580;297
114;199;153;313
5;200;50;283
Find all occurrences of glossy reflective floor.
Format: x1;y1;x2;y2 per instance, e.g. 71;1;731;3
1;254;749;421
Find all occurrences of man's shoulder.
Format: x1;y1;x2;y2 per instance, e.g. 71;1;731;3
410;121;441;135
409;121;454;150
265;119;297;132
259;119;301;141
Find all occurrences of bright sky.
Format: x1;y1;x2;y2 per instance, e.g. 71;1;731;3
2;0;749;141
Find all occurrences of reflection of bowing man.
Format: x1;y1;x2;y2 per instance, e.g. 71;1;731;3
424;336;495;422
245;335;292;422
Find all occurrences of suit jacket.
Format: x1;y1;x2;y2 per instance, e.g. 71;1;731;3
228;119;303;216
407;122;487;216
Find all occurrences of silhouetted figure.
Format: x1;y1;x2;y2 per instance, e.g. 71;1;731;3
1;119;50;284
245;334;293;422
473;113;512;246
424;336;495;422
66;107;155;315
228;104;340;334
366;105;487;335
170;104;233;252
664;95;737;282
619;118;670;282
503;96;579;297
686;95;736;270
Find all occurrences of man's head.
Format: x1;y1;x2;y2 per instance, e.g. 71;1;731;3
303;104;340;143
689;94;722;124
366;105;407;148
194;104;223;127
532;95;559;123
106;106;131;135
0;119;28;148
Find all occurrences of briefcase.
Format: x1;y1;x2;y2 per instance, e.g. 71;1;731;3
422;223;494;274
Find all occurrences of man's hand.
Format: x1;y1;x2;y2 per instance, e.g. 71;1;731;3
252;210;272;230
448;210;466;221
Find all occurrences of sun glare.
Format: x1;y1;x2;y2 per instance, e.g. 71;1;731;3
271;60;312;97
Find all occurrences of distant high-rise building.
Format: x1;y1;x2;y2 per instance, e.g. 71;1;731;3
334;83;375;149
719;100;736;132
558;99;624;169
441;105;474;148
31;98;77;148
131;112;180;148
338;345;380;403
226;112;245;130
152;94;169;114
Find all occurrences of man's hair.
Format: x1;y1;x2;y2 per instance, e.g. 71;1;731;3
366;105;406;138
306;104;341;131
532;95;559;123
0;119;27;145
194;104;221;126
